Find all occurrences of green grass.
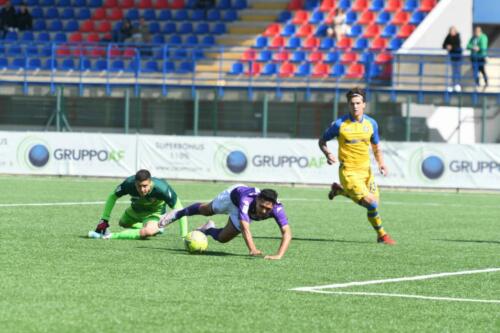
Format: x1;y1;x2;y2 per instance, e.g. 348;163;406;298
0;176;499;332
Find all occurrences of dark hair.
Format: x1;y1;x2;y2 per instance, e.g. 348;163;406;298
346;87;366;103
258;189;278;204
135;169;151;182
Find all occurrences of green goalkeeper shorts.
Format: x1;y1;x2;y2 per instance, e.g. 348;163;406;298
119;206;162;228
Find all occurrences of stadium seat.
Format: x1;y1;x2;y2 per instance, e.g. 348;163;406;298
273;49;290;62
64;19;79;32
304;0;320;10
419;0;436;12
257;50;272;62
121;0;134;8
254;36;268;49
69;32;83;42
171;0;185;9
346;63;364;78
87;33;100;42
287;0;302;10
28;58;42;70
139;0;152;8
9;57;26;70
92;8;105;20
403;0;418;12
80;20;94;32
223;9;238;22
376;11;391;24
309;11;324;24
245;62;261;76
110;59;125;72
108;8;123;20
61;8;75;19
397;24;415;38
302;36;319;49
142;60;159;73
149;22;160;34
308;51;323;63
179;22;193;34
163;61;175;73
212;23;226;34
278;62;295;77
126;8;140;20
163;22;176;34
45;8;59;19
122;47;136;58
295;63;311;76
375;51;393;64
347;24;363;37
319;37;334;50
291;50;306;63
363;24;380;38
353;37;368;50
228;62;243;75
320;0;336;12
340;51;358;64
381;24;397;38
352;0;367;12
392;11;410;25
263;24;280;37
97;21;112;33
53;32;67;42
292;11;309;25
80;58;92;71
168;35;182;45
338;0;351;10
242;49;256;62
4;31;17;41
74;0;86;6
330;63;345;77
42;58;57;71
269;36;285;49
296;24;314;38
21;31;34;41
155;0;169;8
158;10;172;21
385;0;402;12
207;9;221;21
7;45;21;56
217;0;231;9
324;50;340;63
281;24;296;37
312;63;329;77
33;20;46;30
143;9;156;20
31;7;43;19
37;32;51;42
277;11;292;23
191;9;205;21
286;36;302;49
57;0;71;5
336;37;352;49
366;63;382;79
346;11;357;24
409;11;425;25
233;0;247;10
358;11;375;25
93;59;107;71
315;24;329;37
49;20;63;31
60;58;76;71
201;35;215;46
0;57;8;69
77;8;91;20
261;63;277;76
369;0;383;11
388;37;404;50
359;51;374;64
370;37;387;50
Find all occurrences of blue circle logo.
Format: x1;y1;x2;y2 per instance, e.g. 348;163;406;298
226;150;247;174
28;144;50;167
421;155;444;179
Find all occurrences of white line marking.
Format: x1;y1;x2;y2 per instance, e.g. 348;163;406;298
291;268;500;292
306;290;500;304
0;201;129;207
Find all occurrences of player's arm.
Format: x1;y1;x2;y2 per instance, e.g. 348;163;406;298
94;192;118;234
371;143;388;176
265;224;291;260
318;120;340;165
318;138;337;165
240;220;262;256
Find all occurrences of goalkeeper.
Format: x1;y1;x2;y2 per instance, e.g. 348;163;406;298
88;169;188;240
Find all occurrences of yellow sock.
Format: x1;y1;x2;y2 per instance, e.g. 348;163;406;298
367;210;386;237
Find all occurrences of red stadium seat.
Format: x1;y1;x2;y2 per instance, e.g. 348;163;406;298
375;51;393;64
385;0;402;12
352;0;368;12
103;0;117;7
171;0;185;9
87;33;100;43
120;0;134;8
56;45;71;56
392;11;410;25
320;0;336;12
245;62;261;76
363;24;380;38
155;0;169;8
108;8;123;20
92;8;105;20
123;47;136;57
340;51;358;64
80;20;95;32
420;0;437;12
273;50;290;62
292;10;309;25
97;21;111;33
263;24;281;37
302;36;319;49
72;47;84;56
109;47;122;57
346;63;364;78
138;0;152;8
397;24;415;38
370;37;387;50
69;32;83;43
312;62;329;77
269;36;285;49
241;49;256;61
288;0;303;10
336;37;352;49
308;51;324;63
279;62;295;77
358;11;375;25
296;24;313;37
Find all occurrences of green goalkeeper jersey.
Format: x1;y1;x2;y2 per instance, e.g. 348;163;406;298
101;176;178;220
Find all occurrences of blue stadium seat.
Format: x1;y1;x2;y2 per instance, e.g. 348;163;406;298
5;31;18;41
223;9;238;21
37;32;51;42
143;9;156;21
49;20;64;31
315;24;328;37
277;11;291;23
8;45;22;56
54;32;67;42
61;8;74;19
110;60;125;72
319;38;334;50
191;9;205;21
376;11;391;24
233;0;247;9
256;50;271;62
369;0;384;11
26;0;39;5
207;9;221;21
26;45;39;55
346;11;357;24
163;22;177;34
291;50;305;62
281;24;295;37
41;0;55;6
33;20;46;30
403;0;418;12
21;31;35;41
77;8;91;20
286;36;301;49
185;0;198;8
409;11;425;25
80;58;92;71
359;51;374;64
31;7;43;19
381;24;397;38
88;0;102;7
185;35;199;46
163;61;175;73
353;37;369;50
168;35;182;45
173;9;188;21
338;0;352;10
388;37;404;50
60;58;76;71
57;0;71;6
126;9;140;21
261;63;278;76
254;36;268;48
367;64;382;78
304;0;320;10
28;58;42;70
143;60;159;72
177;61;194;73
9;58;26;70
74;0;86;5
172;48;187;60
195;23;209;34
201;35;215;46
217;0;231;9
40;45;52;57
64;20;79;32
152;34;165;44
192;49;205;60
158;10;172;21
93;59;107;71
347;24;363;37
45;8;59;19
330;63;345;77
228;62;243;75
42;58;57;70
179;22;193;34
0;57;8;69
212;22;226;34
295;63;312;76
324;51;340;63
149;22;160;34
11;0;23;5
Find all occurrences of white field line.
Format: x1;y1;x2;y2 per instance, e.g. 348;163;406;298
292;267;500;292
0;198;498;208
306;290;500;304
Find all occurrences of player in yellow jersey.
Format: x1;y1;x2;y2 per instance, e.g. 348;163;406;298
318;87;395;245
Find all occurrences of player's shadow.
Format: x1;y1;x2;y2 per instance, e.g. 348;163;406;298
253;236;372;244
433;238;500;245
138;247;248;257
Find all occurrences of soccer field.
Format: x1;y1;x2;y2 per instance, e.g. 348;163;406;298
1;176;499;333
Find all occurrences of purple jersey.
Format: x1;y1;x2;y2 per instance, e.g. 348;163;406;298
229;186;288;228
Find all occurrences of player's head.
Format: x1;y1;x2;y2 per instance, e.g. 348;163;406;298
346;87;366;120
255;189;278;218
449;26;457;36
474;26;482;36
135;169;152;197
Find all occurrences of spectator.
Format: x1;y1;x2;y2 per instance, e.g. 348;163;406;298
16;4;32;31
113;18;133;43
327;8;350;40
130;17;151;43
442;26;462;92
467;26;488;88
1;0;17;36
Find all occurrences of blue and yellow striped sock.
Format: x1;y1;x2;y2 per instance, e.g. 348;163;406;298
363;201;386;238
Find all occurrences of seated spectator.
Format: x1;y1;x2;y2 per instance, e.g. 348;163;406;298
113;18;133;43
16;4;32;31
327;8;350;40
1;0;17;35
129;18;151;43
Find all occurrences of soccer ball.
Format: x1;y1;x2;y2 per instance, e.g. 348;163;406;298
184;230;208;253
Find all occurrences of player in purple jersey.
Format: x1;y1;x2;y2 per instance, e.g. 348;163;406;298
158;184;292;260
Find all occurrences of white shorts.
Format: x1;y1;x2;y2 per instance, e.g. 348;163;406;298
210;184;245;231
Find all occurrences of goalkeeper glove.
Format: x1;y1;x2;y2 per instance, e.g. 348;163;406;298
95;219;109;235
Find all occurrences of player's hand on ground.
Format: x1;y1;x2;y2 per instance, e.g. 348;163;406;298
264;255;282;260
95;219;109;234
249;249;263;257
326;153;337;165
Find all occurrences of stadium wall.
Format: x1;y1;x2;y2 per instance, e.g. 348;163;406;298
2;131;500;190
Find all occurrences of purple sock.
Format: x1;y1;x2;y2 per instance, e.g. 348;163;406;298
175;203;201;219
204;228;222;241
